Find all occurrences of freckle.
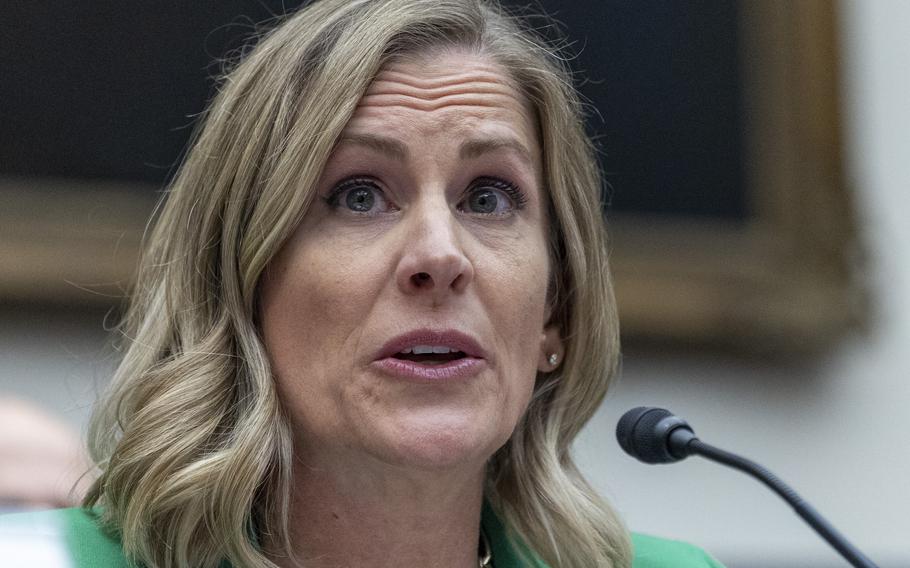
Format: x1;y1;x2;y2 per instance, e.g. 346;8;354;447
332;512;340;520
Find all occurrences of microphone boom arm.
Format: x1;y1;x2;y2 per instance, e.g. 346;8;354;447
679;437;878;568
617;407;879;568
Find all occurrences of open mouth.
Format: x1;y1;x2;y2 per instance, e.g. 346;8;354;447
374;334;485;380
390;344;472;365
392;351;467;365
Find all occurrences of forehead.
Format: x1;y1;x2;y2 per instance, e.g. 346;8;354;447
343;50;539;151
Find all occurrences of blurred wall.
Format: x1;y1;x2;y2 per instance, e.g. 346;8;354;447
1;1;907;567
579;1;910;566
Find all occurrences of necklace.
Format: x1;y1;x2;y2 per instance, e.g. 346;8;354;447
479;528;492;567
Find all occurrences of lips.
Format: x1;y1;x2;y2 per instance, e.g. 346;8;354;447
374;329;487;361
372;329;488;382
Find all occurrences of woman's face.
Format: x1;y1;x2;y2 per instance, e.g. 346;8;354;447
259;50;561;473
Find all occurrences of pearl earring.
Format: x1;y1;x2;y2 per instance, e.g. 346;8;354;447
547;353;558;365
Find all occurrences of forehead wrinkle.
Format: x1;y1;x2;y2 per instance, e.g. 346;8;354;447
366;80;514;102
364;63;527;106
346;53;541;173
371;68;513;89
357;92;525;113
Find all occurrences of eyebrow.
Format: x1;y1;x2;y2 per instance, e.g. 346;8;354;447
336;133;534;166
459;137;534;166
336;133;408;161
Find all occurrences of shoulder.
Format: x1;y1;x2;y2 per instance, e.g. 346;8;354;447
0;508;132;567
482;501;722;568
632;532;725;568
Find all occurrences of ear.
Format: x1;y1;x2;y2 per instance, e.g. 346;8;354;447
537;324;565;372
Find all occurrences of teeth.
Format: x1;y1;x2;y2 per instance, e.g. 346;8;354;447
400;345;456;355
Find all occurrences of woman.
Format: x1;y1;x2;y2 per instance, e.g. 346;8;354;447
1;1;723;566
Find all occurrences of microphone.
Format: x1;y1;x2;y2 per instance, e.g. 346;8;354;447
616;407;879;568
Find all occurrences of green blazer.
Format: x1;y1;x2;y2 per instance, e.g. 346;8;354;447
0;507;724;567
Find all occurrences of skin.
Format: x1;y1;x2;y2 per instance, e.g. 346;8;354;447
259;49;564;568
0;398;92;510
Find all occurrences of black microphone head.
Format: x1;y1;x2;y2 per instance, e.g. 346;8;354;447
616;407;695;464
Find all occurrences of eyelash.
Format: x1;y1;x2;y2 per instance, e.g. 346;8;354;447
324;177;387;210
324;176;528;215
467;177;529;213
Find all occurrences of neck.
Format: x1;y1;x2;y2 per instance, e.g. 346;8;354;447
270;452;487;568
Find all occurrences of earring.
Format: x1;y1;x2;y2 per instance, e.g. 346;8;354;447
547;353;558;365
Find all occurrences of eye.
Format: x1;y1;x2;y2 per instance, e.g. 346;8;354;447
459;177;528;216
326;177;396;215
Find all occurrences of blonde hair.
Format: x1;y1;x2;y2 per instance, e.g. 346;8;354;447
84;1;630;566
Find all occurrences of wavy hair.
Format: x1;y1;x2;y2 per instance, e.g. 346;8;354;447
84;1;630;566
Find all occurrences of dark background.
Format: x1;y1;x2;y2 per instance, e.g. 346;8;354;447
0;1;747;220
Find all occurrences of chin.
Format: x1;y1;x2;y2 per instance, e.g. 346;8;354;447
380;413;504;471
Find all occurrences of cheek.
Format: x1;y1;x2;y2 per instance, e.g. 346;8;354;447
480;238;550;387
487;227;550;322
258;234;387;386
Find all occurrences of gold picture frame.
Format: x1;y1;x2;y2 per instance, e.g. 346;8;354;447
610;0;863;353
0;1;861;353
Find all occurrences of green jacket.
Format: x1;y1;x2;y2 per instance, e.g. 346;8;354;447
0;507;723;567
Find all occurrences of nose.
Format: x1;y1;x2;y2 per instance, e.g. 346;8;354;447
395;200;474;300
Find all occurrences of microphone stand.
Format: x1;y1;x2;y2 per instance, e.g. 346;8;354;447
677;434;879;568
